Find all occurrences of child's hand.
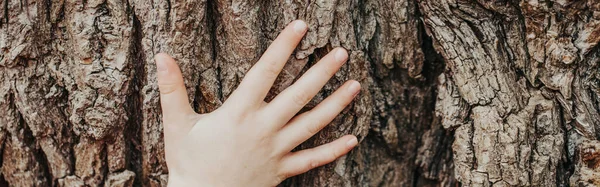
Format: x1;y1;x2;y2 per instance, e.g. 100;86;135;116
155;20;360;187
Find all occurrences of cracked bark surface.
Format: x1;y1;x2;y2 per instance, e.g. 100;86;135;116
0;0;598;186
423;0;600;186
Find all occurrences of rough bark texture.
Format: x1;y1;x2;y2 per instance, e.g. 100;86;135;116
0;0;598;187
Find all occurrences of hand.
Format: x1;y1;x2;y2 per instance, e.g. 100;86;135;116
156;20;360;187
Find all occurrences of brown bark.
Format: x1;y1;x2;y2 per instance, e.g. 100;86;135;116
0;0;598;186
421;0;600;186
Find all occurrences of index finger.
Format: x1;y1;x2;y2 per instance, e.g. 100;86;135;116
226;20;308;110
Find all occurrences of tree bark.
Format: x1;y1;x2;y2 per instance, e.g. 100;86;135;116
0;0;598;186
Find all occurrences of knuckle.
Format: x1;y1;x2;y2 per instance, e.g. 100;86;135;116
256;130;272;144
329;149;340;160
320;66;335;77
262;62;280;78
235;109;253;122
274;174;287;186
292;90;310;106
336;99;350;109
276;169;290;183
307;159;319;170
159;83;179;95
306;119;323;135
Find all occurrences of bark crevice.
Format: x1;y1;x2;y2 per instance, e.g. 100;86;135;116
125;6;145;186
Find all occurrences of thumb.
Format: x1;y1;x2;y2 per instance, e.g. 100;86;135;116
155;53;195;123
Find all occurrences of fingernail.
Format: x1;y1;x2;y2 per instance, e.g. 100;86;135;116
294;20;307;34
347;81;360;94
334;48;348;62
346;137;358;147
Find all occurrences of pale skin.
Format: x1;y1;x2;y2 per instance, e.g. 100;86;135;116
156;20;360;187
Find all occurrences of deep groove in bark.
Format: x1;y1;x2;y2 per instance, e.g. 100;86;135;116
206;0;222;102
18;100;51;186
2;0;7;26
126;7;145;186
164;0;171;30
557;102;573;186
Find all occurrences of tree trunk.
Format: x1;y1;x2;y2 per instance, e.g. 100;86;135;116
0;0;598;186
